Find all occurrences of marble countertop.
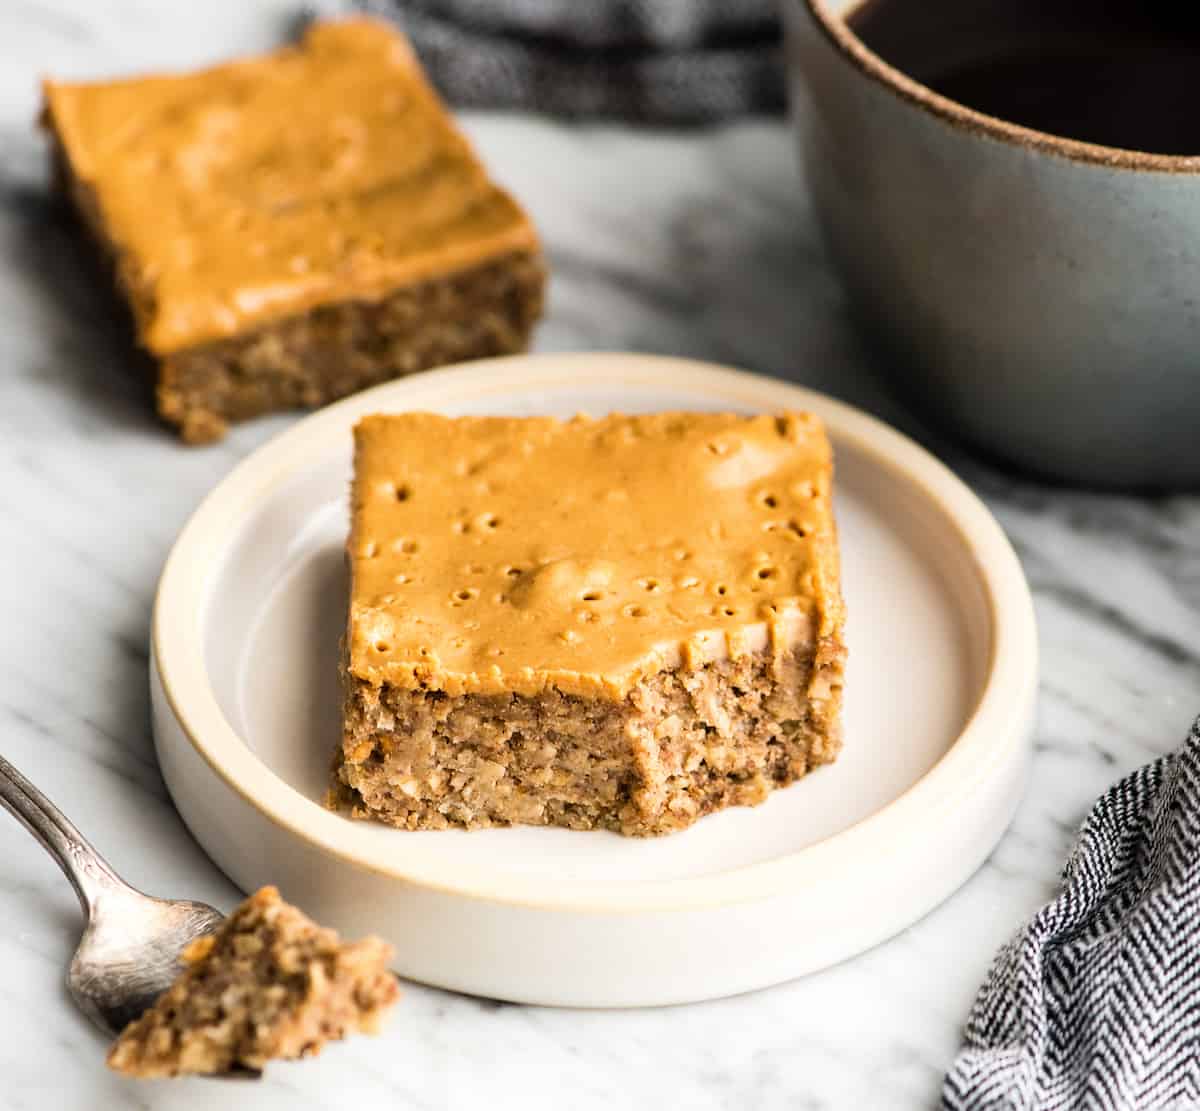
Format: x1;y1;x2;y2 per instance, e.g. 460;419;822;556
3;2;1198;1108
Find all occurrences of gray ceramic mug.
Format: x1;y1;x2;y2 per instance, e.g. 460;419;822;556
782;0;1200;488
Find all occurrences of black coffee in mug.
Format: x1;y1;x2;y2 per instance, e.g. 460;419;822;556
848;0;1200;155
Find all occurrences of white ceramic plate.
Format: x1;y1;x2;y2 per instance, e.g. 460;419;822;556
152;353;1037;1007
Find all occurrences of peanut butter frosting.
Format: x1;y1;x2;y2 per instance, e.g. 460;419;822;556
41;19;538;355
348;411;844;698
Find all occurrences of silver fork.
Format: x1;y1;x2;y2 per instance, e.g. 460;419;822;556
0;753;224;1038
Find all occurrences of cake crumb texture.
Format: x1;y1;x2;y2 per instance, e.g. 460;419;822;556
106;886;399;1078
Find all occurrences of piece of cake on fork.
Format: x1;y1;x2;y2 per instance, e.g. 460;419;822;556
107;887;399;1078
333;410;846;837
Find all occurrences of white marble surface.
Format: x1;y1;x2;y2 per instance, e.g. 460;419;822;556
2;3;1199;1109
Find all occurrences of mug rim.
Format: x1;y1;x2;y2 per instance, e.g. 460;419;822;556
800;0;1200;174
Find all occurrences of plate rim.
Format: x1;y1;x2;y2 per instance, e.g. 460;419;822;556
152;352;1037;912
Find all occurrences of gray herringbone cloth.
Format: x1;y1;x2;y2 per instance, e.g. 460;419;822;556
353;0;785;121
944;720;1200;1109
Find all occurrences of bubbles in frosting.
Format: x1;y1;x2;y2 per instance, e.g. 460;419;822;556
348;411;839;695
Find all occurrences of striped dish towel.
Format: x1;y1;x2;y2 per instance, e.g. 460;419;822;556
944;719;1200;1109
351;0;785;122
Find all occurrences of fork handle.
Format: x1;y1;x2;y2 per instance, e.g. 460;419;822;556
0;753;128;915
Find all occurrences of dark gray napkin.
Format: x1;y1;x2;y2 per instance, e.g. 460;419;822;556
353;0;785;122
944;719;1200;1109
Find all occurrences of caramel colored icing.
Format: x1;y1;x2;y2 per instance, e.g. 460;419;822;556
42;19;538;355
348;411;844;698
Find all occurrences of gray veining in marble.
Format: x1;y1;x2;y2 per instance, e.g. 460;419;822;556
2;2;1199;1109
